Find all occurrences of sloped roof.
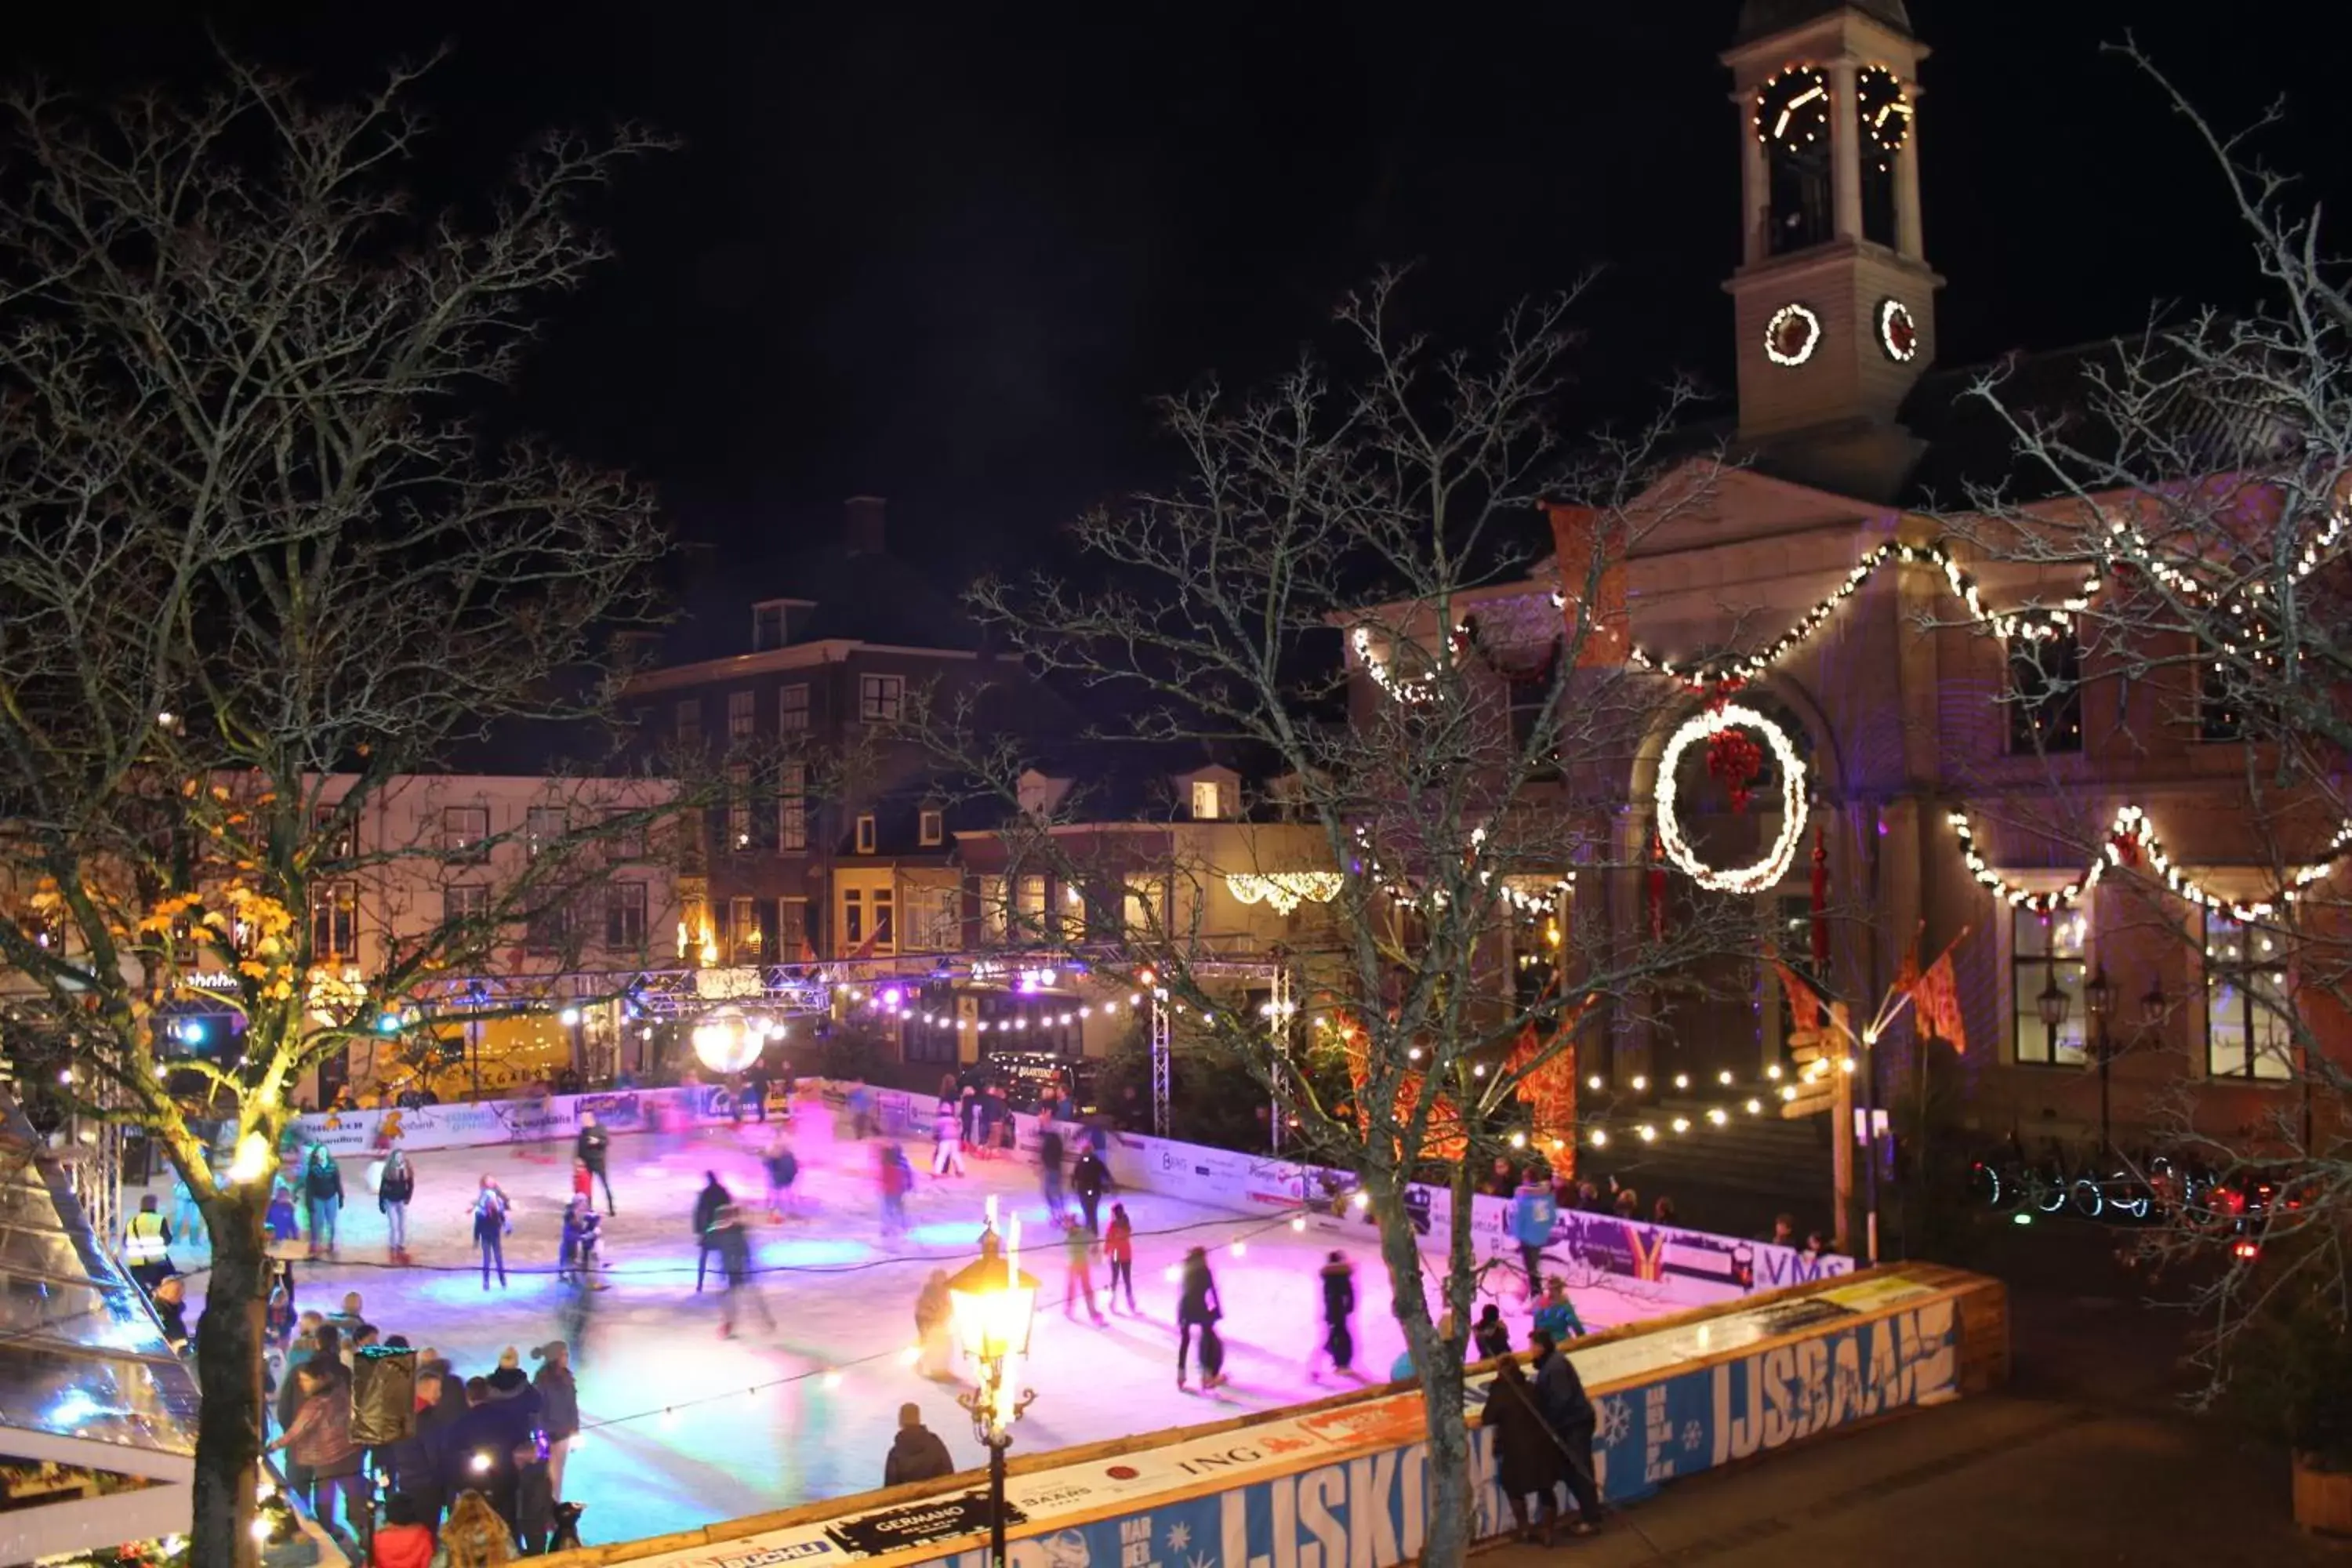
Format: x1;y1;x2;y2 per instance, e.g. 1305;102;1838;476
1732;0;1911;45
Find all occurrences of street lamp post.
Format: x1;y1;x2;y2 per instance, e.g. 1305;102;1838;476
2034;955;2071;1064
2083;962;2115;1156
947;1226;1040;1568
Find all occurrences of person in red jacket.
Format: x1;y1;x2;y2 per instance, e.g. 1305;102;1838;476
367;1492;436;1568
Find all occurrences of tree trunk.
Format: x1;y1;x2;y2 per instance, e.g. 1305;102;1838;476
191;1187;270;1568
1366;1178;1479;1568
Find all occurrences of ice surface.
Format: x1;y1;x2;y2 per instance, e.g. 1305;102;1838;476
142;1111;1665;1550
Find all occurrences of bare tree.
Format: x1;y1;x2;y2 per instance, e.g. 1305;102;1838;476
964;274;1753;1568
0;61;669;1563
1942;43;2352;1402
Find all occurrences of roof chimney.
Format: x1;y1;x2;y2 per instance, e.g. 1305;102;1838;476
844;495;887;557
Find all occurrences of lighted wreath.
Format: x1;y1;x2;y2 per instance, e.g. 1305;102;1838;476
1655;703;1810;895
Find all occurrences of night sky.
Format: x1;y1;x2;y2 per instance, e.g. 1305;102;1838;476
19;2;2352;588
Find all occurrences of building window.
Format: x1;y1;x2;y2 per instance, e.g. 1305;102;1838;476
779;763;808;851
2006;631;2082;753
919;809;944;847
674;699;702;746
310;884;358;960
523;898;568;956
441;806;491;862
2205;913;2292;1080
980;876;1007;940
843;889;865;951
602;810;647;862
779;683;810;732
728;764;753;852
1017;875;1047;939
753;602;789;652
873;887;895;953
728;895;760;964
525;807;566;858
1123;876;1167;939
604;882;648;950
909;886;958;951
312;804;355;861
1192;780;1221;820
855;813;877;855
728;689;756;740
859;674;904;724
444;884;490;926
2012;906;2087;1066
777;900;808;962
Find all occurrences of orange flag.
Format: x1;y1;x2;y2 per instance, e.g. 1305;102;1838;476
1771;956;1820;1033
1916;950;1967;1054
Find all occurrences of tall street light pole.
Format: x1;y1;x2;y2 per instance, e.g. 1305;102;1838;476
2083;962;2115;1156
948;1225;1040;1568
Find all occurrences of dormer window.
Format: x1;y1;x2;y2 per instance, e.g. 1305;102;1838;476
919;809;944;847
855;813;877;855
753;602;788;652
1192;780;1222;821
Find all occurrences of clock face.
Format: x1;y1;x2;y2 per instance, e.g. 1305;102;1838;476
1754;66;1830;147
1877;298;1918;362
1857;67;1914;171
1765;303;1822;368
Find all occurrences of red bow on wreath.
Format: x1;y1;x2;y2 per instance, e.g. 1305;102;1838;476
1707;724;1765;813
2109;826;2140;867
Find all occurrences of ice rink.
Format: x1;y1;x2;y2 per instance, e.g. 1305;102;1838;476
140;1111;1664;1550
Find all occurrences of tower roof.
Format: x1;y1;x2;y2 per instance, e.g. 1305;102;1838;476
1733;0;1911;45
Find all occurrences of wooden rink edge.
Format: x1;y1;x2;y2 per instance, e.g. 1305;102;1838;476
538;1263;2008;1567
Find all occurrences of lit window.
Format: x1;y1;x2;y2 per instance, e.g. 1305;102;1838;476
980;876;1007;939
1017;874;1047;938
855;813;877;855
1123;876;1166;938
2013;907;2086;1065
441;806;490;862
843;889;864;950
859;675;904;724
779;684;810;732
873;887;895;953
919;809;944;847
1192;779;1221;820
728;895;760;963
525;807;566;858
2205;913;2292;1080
728;764;753;851
310;884;358;960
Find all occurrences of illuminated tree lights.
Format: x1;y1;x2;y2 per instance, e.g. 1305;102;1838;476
1655;705;1809;895
1946;804;2352;920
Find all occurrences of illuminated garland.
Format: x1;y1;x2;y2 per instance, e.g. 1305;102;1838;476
1226;872;1345;915
1350;825;1573;913
1947;803;2352;920
1654;705;1809;894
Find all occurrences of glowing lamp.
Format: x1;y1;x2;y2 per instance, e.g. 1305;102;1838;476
227;1132;272;1186
946;1240;1040;1366
376;1011;402;1035
691;1007;760;1074
559;1007;583;1028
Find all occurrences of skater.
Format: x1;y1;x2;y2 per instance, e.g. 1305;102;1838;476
1310;1251;1356;1381
1512;1174;1557;1301
303;1144;344;1258
1103;1203;1137;1312
266;1166;302;1250
763;1132;800;1219
122;1193;174;1291
1175;1246;1223;1390
1062;1215;1105;1325
379;1149;416;1264
745;1059;769;1123
169;1167;206;1246
1532;1277;1587;1341
883;1403;956;1486
913;1269;953;1379
711;1204;772;1337
1482;1356;1568;1544
470;1175;511;1290
877;1142;912;1239
1070;1145;1109;1235
575;1111;616;1215
846;1079;873;1141
1038;1122;1065;1220
1528;1328;1603;1535
931;1098;964;1178
692;1172;732;1291
571;1156;593;1212
961;1087;984;1160
558;1197;588;1284
1472;1302;1514;1362
266;1276;297;1351
530;1341;579;1501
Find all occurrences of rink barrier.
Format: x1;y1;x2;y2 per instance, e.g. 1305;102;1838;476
295;1086;1847;1308
532;1262;2007;1568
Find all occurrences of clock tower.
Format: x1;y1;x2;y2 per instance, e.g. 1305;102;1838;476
1723;1;1939;500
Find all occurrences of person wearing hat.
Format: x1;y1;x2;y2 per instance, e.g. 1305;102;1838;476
883;1403;956;1487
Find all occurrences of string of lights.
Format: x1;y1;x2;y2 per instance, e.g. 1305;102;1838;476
1947;803;2352;920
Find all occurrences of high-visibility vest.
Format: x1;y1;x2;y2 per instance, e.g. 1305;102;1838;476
124;1211;169;1263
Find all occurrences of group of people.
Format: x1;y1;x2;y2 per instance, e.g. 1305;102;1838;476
264;1287;586;1561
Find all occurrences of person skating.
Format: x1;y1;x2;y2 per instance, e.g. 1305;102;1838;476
711;1203;772;1337
1070;1146;1109;1235
470;1175;511;1290
1038;1122;1066;1220
961;1087;985;1160
1309;1251;1356;1381
1511;1175;1557;1301
913;1269;953;1379
1472;1302;1514;1361
1103;1203;1138;1312
558;1196;590;1285
303;1144;345;1258
883;1403;956;1486
379;1149;416;1265
1532;1276;1587;1341
931;1098;964;1178
763;1131;801;1219
744;1059;769;1124
1062;1215;1106;1325
575;1112;615;1215
169;1167;206;1247
1175;1245;1223;1390
692;1171;732;1291
1481;1356;1568;1545
122;1193;174;1291
266;1165;303;1250
1528;1328;1603;1535
877;1142;912;1240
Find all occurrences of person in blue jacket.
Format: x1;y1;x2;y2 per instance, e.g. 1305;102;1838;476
1511;1177;1558;1301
